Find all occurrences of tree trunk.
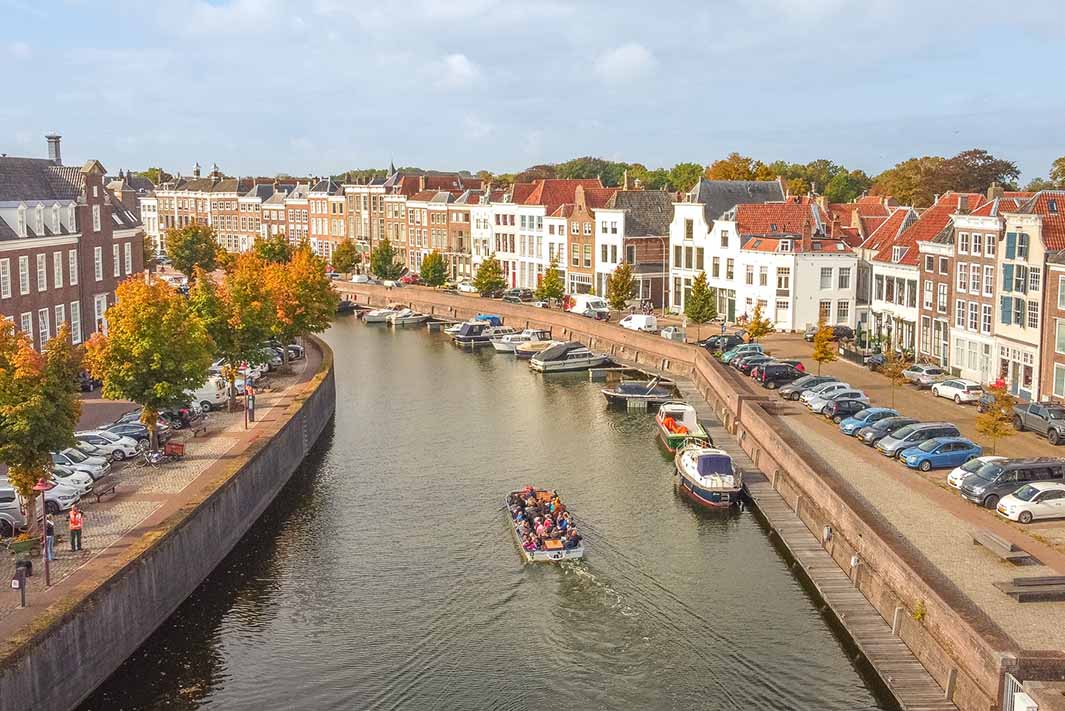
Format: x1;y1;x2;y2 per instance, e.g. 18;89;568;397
142;407;159;452
281;339;290;374
228;373;237;412
24;494;39;537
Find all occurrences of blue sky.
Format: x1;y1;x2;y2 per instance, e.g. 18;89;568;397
2;0;1062;182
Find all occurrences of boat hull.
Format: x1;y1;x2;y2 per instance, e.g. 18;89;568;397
530;356;611;373
390;317;428;326
490;341;517;353
656;426;707;453
602;390;673;407
674;470;741;508
363;313;392;323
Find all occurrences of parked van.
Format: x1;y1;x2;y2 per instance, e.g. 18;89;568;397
874;422;960;458
568;294;610;319
960;458;1065;509
619;314;658;332
0;486;27;538
188;375;228;412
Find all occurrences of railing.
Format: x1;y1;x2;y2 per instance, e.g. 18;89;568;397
1001;673;1030;711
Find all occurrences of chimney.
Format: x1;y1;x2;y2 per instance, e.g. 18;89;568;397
46;134;62;164
987;182;1004;201
957;195;969;214
419;175;427;191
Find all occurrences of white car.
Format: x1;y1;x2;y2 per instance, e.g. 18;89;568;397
40;480;81;515
947;455;1006;489
457;281;478;293
660;326;685;341
619;314;658;332
50;465;94;496
51;448;111;480
76;430;141;461
800;381;851;405
997;482;1065;524
931;379;983;404
807;389;868;413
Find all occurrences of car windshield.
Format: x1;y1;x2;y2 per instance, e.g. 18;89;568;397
891;425;916;439
94;431;120;442
64;448;87;463
1012;485;1040;502
973;462;1003;482
917;439;943;452
1047;408;1065;420
961;458;989;474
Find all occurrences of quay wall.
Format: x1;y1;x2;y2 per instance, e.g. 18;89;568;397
0;338;336;711
341;284;1060;711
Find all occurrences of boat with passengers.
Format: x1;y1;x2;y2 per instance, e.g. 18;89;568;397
529;341;610;373
506;486;584;562
491;329;552;353
674;444;741;509
655;402;710;452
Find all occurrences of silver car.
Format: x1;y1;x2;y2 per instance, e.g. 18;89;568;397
875;422;960;458
800;381;852;405
807;389;869;414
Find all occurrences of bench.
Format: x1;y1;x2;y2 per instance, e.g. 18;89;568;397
993;576;1065;602
971;528;1030;564
90;475;117;503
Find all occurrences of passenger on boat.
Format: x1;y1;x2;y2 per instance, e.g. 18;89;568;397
563;531;582;550
557;516;569;533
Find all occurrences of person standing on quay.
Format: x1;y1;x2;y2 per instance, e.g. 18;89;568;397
68;504;84;552
44;515;56;561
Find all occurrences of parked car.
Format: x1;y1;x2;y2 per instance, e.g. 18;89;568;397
899;437;982;471
902;363;947;388
76;430;141;461
977;392;997;413
659;326;684;341
0;486;26;537
3;481;80;516
1013;402;1065;445
501;288;534;302
49;465;94;496
931;379;983;404
104;422;171;447
856;416;920;446
779;375;837;401
455;280;477;293
803;324;819;342
823;398;870;423
799;381;852;405
808;388;868;414
875;422;961;458
866;353;886;371
619;314;658;332
960;458;1065;509
996;482;1065;523
947;455;1007;490
758;364;804;390
698;333;746;353
350;274;376;284
567;294;610;319
73;439;114;463
735;355;774;375
51;448;111;480
399;274;421;285
838;407;899;436
721;343;764;364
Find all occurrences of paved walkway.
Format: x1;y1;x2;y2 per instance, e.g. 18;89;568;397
0;348;320;643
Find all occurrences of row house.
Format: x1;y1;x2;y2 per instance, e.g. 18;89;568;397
447;191;480;280
308;178;345;261
916;230;954;369
262;187;289;237
0;135;144;349
283;183;310;245
592;190;673;307
1042;195;1065;401
343;178;388;259
152;163;249;252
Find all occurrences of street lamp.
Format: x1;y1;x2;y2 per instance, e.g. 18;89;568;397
32;478;52;587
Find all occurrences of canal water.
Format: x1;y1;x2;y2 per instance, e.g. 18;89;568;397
81;317;894;710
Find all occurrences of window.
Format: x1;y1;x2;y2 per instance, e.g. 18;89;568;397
776;299;789;313
38;308;50;343
837;300;850;323
1030;267;1041;293
583;223;592;236
674;245;682;269
957;263;968;292
937;283;947;313
626;245;636;264
1014;298;1025;326
921;317;931;353
969;302;978;331
1060;277;1065;310
34;254;46;292
984;265;994;296
685;247;693;269
923;280;933;308
939;257;948;275
1055;364;1065;398
113;244;121;277
972;233;983;254
53;251;63;289
684;219;693;240
956;300;966;328
583;244;591;268
0;259;8;299
712;257;720;278
891;246;905;263
726;258;734;280
696;248;704;271
55;303;65;330
720;229;728;249
838;267;851;290
820;267;832;289
745;264;754;285
1018;232;1029;259
776;267;790;291
571;223;578;235
958;232;970;254
819;300;831;321
759;266;767;286
982;304;991;334
601;245;608;263
94;247;102;281
986;236;995;257
875;274;885;300
20;312;31;335
572;247;580;267
1001;295;1013;325
1028;301;1039;329
924;255;934;272
92;205;101;232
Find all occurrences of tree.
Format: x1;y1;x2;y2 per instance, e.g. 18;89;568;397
1025;177;1057;192
605;262;635;310
879;342;912;408
825;170;873;203
419;250;448;287
252;233;293;264
137;167;172;184
472;254;507;294
684;272;717;323
1051;156;1065;187
936;149;1019;194
871;156;946;208
143;233;157;270
745;302;775;342
811;319;837;375
332;238;361;274
976;382;1016;455
536;257;565;302
85;279;214;450
264;246;338;370
370;238;404;280
669;163;705;192
167;224;220;280
705;153;776;182
514;164;559;183
0;321;82;530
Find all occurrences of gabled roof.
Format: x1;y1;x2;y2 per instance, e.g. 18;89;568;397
1013;190;1065;250
871;193;985;266
734;196;826;238
686;179;785;224
604;190;674;236
0;157;84;202
310;178;341;195
514;179;606;214
860;207;917;255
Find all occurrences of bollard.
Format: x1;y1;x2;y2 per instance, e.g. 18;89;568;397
11;570;26;608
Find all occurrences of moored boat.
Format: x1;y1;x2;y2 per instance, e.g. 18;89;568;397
388;309;429;326
506;487;584;562
453;322;516;346
601;377;675;406
674;445;741;509
655;402;710;452
514;339;558;360
529;341;611;373
363;306;402;323
490;329;552;353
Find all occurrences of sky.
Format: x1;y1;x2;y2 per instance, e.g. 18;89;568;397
2;0;1062;182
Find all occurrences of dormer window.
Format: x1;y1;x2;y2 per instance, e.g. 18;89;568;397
35;204;44;234
892;246;906;263
770;223;778;231
67;204;75;227
16;205;26;237
779;240;791;252
52;204;60;232
1050;199;1058;214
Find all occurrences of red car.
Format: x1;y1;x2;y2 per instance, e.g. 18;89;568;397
400;274;421;285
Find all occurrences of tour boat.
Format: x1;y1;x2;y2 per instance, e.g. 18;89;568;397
601;377;675;406
490;329;552;353
506;488;585;563
363;306;403;323
674;444;742;509
514;340;558;360
656;402;710;452
529;341;611;373
453;322;516;346
388;309;429;326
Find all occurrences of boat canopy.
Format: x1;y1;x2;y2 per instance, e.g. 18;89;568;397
617;381;672;397
475;314;502;326
537;341;582;361
696;452;734;478
457;322;488;336
660;402;699;429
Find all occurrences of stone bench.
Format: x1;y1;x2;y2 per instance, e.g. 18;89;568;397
971;528;1030;563
993;576;1065;602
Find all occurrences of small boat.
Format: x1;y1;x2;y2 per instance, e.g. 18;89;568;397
453;322;516;346
530;341;611;373
674;445;741;509
656;402;710;452
388;309;429;326
336;299;357;315
601;376;675;406
515;339;558;360
490;329;552;353
506;487;584;563
363;306;402;323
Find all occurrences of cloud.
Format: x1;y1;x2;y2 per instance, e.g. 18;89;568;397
462;114;495;141
593;43;655;84
434;53;480;90
8;41;31;60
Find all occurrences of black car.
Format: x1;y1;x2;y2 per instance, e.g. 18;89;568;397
855;416;919;446
779;374;837;401
824;398;869;423
866;353;886;371
699;333;746;352
481;288;506;299
735;355;773;374
502;288;534;302
759;364;804;389
804;324;854;342
104;422;172;446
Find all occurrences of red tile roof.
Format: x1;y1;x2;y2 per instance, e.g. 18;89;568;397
1018;191;1065;250
734;196;827;238
871;193;985;265
860;207;915;254
518;179;605;214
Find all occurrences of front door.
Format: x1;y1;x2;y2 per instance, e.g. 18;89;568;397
727;297;736;322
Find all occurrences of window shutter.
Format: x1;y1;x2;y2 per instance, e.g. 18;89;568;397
1001;296;1012;324
1005;232;1017;259
1003;264;1014;292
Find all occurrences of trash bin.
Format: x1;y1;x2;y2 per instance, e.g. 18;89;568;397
15;559;32;577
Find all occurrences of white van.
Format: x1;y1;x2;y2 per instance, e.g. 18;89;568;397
568;294;610;319
189;375;227;412
619;314;658;332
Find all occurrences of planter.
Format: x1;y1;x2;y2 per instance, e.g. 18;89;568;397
9;538;40;557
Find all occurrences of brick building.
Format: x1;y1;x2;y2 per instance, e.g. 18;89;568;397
916;230;953;367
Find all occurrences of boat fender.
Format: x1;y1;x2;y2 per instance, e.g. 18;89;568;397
549;551;564;561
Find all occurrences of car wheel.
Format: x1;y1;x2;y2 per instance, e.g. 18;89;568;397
983;494;1000;510
1050;430;1061;446
919;460;932;472
1014;416;1025;432
138;438;149;448
932;387;939;397
766;382;777;390
113;450;125;461
1018;511;1034;524
45;501;59;515
954;395;961;404
200;401;213;413
0;520;13;538
833;415;843;424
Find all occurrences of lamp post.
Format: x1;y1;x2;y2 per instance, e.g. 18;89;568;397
32;478;52;587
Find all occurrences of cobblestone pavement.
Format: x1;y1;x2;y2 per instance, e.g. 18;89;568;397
1;357;309;622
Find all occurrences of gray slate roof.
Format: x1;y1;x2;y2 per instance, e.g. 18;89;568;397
0;157;83;202
605;190;673;236
686;179;785;224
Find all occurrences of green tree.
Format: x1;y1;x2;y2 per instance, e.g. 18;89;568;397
137;167;172;184
936;149;1020;193
370;238;404;280
265;246;338;370
1025;177;1057;192
0;321;82;530
825;170;873;203
605;262;635;310
472;254;507;294
167;224;220;280
252;233;293;264
332;238;361;274
669;163;705;192
977;382;1017;455
811;319;837;375
536;257;565;302
745;302;775;342
684;272;717;323
705;153;776;182
419;250;449;287
85;279;214;449
1051;156;1065;187
871;156;946;207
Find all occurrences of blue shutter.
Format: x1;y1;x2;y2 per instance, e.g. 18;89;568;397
1003;264;1014;292
1005;232;1017;259
1001;296;1012;324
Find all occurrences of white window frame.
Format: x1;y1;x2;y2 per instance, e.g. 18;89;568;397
955;299;965;328
20;312;32;336
36;254;47;292
113;244;121;277
92;204;101;232
18;256;29;294
0;258;9;299
53;251;63;289
94;247;103;281
69;249;78;286
70;301;82;344
1055;363;1065;399
55;303;65;331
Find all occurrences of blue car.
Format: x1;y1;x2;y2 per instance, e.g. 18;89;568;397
839;407;899;436
899;437;982;472
721;343;763;364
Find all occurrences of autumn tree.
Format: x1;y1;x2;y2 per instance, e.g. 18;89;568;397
605;262;635;310
419;250;448;287
265;246;338;370
684;272;717;323
167;224;220;280
978;382;1017;455
332;238;361;274
0;321;82;530
879;341;912;408
1051;157;1065;187
85;279;214;449
536;257;565;302
745;302;775;342
705;153;776;182
811;319;837;374
473;254;507;294
252;233;293;264
871;149;1019;207
370;238;404;280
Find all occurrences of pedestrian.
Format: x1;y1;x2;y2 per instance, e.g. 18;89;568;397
44;515;56;561
68;504;84;552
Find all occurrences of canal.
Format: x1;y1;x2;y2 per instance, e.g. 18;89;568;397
81;317;895;710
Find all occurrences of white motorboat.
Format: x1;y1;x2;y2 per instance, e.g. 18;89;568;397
453;323;516;346
529;341;611;373
363;306;402;323
515;340;559;360
490;329;552;353
388;309;429;326
674;444;742;509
